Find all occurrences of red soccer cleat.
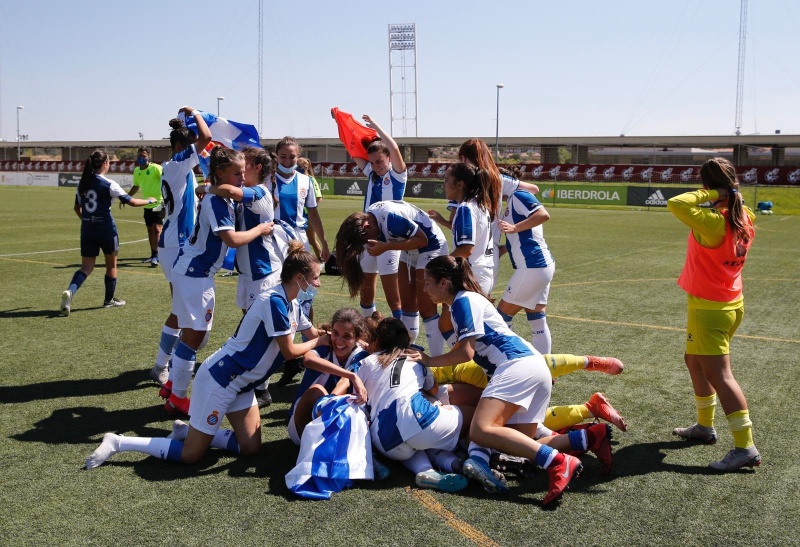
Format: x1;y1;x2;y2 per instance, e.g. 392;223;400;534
586;392;628;432
542;453;583;507
165;393;190;416
587;423;613;475
585;356;624;375
158;380;173;400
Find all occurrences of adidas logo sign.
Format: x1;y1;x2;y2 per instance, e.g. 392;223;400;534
645;189;667;206
346;182;363;195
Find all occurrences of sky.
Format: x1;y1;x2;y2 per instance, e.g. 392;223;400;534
1;0;799;143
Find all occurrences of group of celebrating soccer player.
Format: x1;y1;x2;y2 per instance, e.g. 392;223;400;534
77;106;760;508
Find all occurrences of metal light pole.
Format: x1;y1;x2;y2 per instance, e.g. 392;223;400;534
16;105;24;166
217;96;225;117
495;85;504;162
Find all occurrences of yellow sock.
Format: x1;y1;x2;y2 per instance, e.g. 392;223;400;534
695;393;717;428
543;354;586;378
543;404;592;431
432;361;488;389
727;409;754;449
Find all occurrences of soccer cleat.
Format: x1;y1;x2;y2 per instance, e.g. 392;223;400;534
103;298;126;308
142;257;153;263
158;380;173;399
415;470;468;492
150;256;159;268
586;392;628;432
587;423;613;474
585;356;624;375
463;457;509;494
372;454;391;481
672;423;718;445
166;419;189;441
709;447;762;472
85;432;121;470
275;357;304;387
542;453;583;506
254;388;272;409
490;452;537;478
149;365;169;386
165;394;190;416
60;290;73;317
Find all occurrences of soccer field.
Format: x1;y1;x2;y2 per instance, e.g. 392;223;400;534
1;186;798;546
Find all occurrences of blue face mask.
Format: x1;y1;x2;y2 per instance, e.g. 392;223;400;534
297;277;318;301
277;163;297;175
137;157;148;166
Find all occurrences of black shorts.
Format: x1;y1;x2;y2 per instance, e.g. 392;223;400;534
81;223;119;257
144;207;165;227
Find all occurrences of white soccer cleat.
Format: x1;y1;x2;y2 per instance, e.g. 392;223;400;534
149;364;169;386
166;420;189;441
60;290;73;317
85;433;121;469
415;470;468;492
103;298;126;308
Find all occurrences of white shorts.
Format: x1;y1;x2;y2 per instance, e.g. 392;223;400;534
376;404;463;461
188;365;257;435
171;275;216;331
471;263;495;296
236;271;281;311
482;355;552;425
502;264;555;309
360;248;400;276
159;246;181;284
400;243;449;271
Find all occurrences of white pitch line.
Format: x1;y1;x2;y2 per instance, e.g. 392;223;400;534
0;238;149;257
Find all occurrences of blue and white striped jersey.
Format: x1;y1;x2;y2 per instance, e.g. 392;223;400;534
75;174;131;225
159;145;199;249
362;163;407;211
356;353;439;453
235;184;281;280
274;171;317;230
450;290;537;375
503;190;553;270
288;345;369;419
207;284;312;394
172;194;235;278
367;200;447;254
452;199;493;270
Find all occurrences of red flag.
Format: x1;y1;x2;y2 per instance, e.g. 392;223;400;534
331;107;379;161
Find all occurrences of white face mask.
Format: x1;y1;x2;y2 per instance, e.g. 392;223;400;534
277;163;297;175
296;277;317;301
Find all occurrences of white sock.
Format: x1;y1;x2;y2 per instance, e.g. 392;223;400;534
527;312;551;354
401;311;420;344
536;423;554;440
424;314;445;356
155;326;181;368
360;303;377;317
118;435;181;461
402;450;433;475
170;342;196;398
210;429;240;454
467;442;491;465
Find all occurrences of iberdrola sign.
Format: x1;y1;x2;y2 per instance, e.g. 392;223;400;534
538;184;628;205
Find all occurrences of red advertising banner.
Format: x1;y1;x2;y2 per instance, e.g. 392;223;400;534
2;161;799;185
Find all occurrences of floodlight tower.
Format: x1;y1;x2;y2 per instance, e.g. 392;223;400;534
258;0;264;136
734;0;748;136
388;24;418;137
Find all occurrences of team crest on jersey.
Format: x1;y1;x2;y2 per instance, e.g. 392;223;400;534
504;208;510;217
205;309;213;322
299;188;307;199
206;410;220;426
382;176;391;186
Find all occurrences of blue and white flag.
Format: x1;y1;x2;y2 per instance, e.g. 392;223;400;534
178;111;261;177
285;395;373;500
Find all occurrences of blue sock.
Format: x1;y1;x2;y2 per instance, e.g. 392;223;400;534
567;430;588;451
68;270;87;294
467;442;492;465
210;429;240;454
104;275;117;302
165;439;183;462
392;308;403;320
534;444;557;469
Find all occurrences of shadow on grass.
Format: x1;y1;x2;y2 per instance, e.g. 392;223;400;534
0;369;153;404
0;307;64;319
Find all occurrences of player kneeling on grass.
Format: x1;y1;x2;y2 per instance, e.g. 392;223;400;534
340;316;474;492
406;256;613;507
85;243;354;469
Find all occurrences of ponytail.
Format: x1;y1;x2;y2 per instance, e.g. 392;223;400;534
448;163;499;220
700;158;753;244
424;255;487;299
334;212;371;297
78;150;107;197
280;240;319;283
